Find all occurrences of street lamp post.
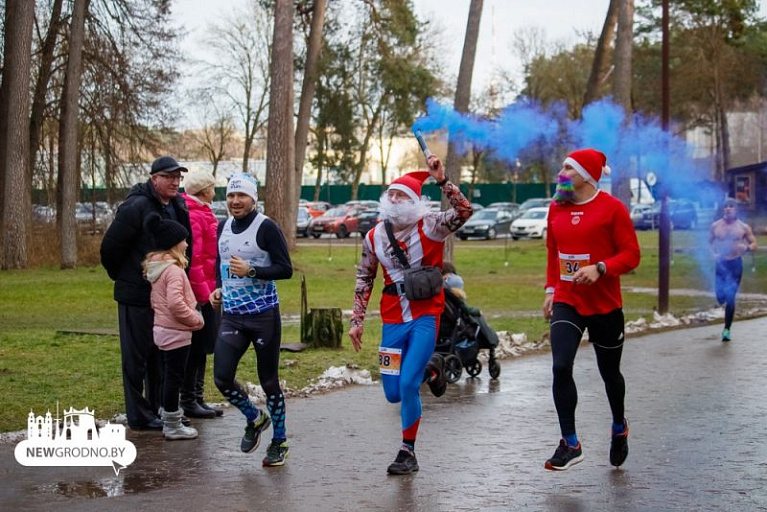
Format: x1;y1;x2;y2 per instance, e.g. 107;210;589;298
658;0;671;314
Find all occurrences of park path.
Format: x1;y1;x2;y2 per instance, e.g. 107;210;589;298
1;318;766;511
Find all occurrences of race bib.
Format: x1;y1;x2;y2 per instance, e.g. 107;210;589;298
221;263;242;281
378;347;402;376
559;252;590;281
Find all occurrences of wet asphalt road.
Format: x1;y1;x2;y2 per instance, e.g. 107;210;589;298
2;317;767;511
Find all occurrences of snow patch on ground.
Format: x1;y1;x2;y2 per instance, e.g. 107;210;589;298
3;305;765;443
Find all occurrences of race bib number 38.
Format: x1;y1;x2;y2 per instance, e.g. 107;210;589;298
378;347;402;376
559;252;590;281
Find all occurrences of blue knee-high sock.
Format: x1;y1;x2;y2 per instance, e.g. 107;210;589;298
266;392;286;441
222;386;260;424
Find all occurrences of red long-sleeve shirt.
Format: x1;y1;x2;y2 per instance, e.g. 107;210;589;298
545;191;640;316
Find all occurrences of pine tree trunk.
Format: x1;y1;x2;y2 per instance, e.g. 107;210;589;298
293;0;326;222
313;130;325;201
1;0;35;270
58;0;89;269
265;0;296;248
444;0;483;261
29;0;64;176
611;0;633;208
242;129;252;173
612;0;633;110
0;6;12;253
713;57;730;177
584;0;619;105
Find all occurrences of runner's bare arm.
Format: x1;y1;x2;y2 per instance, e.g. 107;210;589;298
745;224;758;252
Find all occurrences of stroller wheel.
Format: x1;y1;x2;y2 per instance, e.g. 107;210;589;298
443;354;462;384
466;359;482;378
489;359;501;380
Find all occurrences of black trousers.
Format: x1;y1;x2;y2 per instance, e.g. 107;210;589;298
181;303;218;402
117;303;163;427
549;303;626;437
213;307;283;403
162;345;190;412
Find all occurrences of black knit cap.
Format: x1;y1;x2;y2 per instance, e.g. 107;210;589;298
145;213;189;251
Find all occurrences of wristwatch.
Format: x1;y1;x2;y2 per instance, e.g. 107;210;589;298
247;267;257;278
435;177;448;187
596;261;606;276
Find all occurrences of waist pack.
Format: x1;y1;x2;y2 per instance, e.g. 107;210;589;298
384;220;443;301
402;266;443;301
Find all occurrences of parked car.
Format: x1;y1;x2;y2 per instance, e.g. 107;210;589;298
486;202;521;218
518;198;552;212
457;208;516;240
304;201;333;218
76;202;114;231
32;204;56;224
309;206;361;238
211;200;229;222
637;199;698;230
344;200;379;210
356;208;381;236
630;204;653;230
510;207;549;240
487;201;519;210
296;206;311;237
470;203;484;212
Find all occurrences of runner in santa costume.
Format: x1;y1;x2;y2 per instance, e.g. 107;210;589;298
349;155;472;475
541;148;640;471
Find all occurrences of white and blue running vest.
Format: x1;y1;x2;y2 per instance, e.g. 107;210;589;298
219;214;278;315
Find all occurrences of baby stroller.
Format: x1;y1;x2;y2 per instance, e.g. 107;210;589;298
435;287;501;383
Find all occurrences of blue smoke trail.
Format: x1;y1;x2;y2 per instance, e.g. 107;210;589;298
413;96;707;198
414;96;723;303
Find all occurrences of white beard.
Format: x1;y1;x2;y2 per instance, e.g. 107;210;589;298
379;194;431;228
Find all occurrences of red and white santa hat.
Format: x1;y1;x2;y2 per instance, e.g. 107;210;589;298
563;148;611;188
388;171;431;202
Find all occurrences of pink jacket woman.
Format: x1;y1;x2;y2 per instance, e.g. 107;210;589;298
146;255;204;350
182;192;218;303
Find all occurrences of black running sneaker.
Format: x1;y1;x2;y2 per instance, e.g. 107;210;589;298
610;419;629;467
240;412;271;453
387;449;419;475
544;440;584;471
426;354;447;397
262;439;290;467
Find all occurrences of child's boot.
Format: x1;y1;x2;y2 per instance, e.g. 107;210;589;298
162;408;198;440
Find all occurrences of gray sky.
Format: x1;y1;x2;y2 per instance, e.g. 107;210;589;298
170;0;767;128
172;0;611;93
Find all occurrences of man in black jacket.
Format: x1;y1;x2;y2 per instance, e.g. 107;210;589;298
100;156;193;430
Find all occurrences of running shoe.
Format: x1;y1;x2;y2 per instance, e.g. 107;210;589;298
262;439;290;467
544;440;584;471
610;419;629;467
426;354;447;397
240;411;271;453
387;449;419;475
721;328;731;342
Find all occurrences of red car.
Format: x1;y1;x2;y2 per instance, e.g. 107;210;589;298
304;201;333;218
309;206;362;238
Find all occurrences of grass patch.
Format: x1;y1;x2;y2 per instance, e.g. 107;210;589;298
1;231;766;432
